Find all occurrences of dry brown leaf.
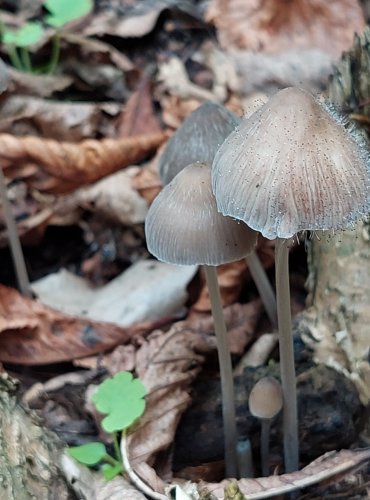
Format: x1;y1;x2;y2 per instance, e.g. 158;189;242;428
8;67;73;97
159;95;201;129
192;260;248;312
61;455;147;500
118;78;162;136
131;157;162;204
0;284;163;365
0;96;121;141
0;132;166;193
127;324;208;491
206;0;365;57
200;448;370;499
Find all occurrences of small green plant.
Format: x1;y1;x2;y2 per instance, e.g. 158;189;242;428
68;371;146;481
0;0;93;73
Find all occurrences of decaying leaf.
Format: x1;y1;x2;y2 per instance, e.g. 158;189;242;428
7;67;73;97
61;455;147;500
206;0;365;57
0;284;165;364
118;78;162;137
199;448;370;499
0;96;122;141
57;167;149;226
192;260;248;312
0;132;166;193
31;262;197;327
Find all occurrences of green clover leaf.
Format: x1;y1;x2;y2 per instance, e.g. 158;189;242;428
92;371;146;433
44;0;93;28
3;21;44;48
67;442;107;466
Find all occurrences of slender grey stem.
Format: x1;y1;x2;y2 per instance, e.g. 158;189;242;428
0;167;32;297
236;438;254;478
260;419;271;476
204;265;238;478
275;238;299;473
246;250;277;328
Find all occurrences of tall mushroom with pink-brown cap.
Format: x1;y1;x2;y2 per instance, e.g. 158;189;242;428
212;86;370;472
146;162;257;477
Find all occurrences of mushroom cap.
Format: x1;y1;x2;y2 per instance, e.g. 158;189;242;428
212;87;370;239
248;377;283;420
145;162;257;265
159;102;240;185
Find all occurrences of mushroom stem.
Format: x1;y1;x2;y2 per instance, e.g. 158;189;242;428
0;167;32;298
246;250;277;327
275;238;299;473
204;264;238;478
260;419;271;476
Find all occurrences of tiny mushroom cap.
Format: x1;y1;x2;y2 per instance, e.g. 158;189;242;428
248;377;283;420
212;87;370;240
158;101;240;185
145;162;257;265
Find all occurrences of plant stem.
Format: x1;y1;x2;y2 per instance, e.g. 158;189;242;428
275;238;299;473
47;34;60;74
204;265;238;478
0;168;32;297
7;45;23;71
121;430;167;500
20;47;32;73
236;438;254;477
260;419;271;476
112;432;122;462
246;250;277;328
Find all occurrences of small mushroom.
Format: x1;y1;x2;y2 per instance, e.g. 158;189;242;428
145;162;257;476
158;101;277;326
158;101;239;185
249;377;283;476
212;86;370;472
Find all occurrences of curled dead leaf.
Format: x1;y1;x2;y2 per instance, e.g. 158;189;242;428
0;132;166;193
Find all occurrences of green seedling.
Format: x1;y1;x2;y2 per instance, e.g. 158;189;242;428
68;371;146;481
0;0;93;73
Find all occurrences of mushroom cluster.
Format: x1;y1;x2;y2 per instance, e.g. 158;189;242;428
212;86;370;473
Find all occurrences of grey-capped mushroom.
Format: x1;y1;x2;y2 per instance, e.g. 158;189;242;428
249;377;283;476
158;101;239;185
212;86;370;473
145;162;257;477
158;101;277;326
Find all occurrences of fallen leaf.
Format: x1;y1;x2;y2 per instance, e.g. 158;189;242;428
199;448;370;499
131;157;162;205
7;67;73;97
0;96;122;140
157;57;216;101
206;0;365;58
61;455;147;500
31;262;197;326
118;77;162;137
57;167;150;226
192;260;248;312
0;284;165;364
0;132;166;193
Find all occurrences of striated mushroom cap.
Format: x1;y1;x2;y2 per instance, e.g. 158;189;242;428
212;87;370;239
248;377;283;420
159;102;240;185
145;162;257;265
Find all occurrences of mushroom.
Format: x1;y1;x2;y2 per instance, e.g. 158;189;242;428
158;101;277;327
212;86;370;472
145;162;257;477
248;377;283;476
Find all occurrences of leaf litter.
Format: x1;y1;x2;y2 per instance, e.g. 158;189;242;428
0;0;369;498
